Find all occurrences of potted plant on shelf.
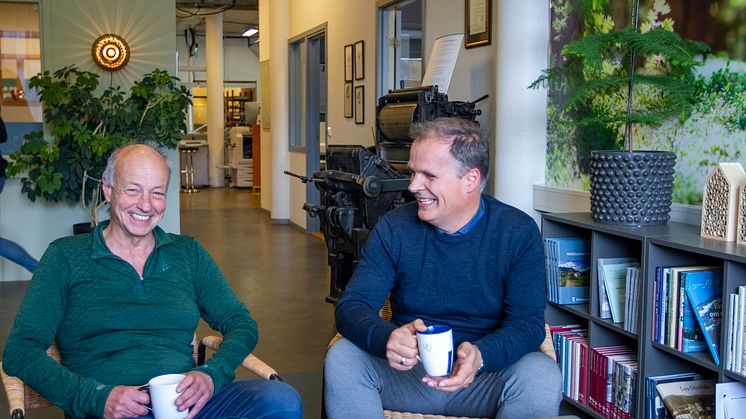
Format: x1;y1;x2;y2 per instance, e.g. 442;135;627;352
7;66;190;232
531;0;709;226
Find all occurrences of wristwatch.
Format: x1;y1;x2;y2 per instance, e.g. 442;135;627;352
473;344;485;374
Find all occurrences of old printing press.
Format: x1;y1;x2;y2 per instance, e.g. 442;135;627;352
288;86;485;303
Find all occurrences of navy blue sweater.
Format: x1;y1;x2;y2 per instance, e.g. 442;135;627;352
336;195;546;373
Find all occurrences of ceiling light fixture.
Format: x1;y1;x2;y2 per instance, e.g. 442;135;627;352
242;28;258;37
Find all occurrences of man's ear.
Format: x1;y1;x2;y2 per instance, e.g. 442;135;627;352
464;168;481;192
101;179;112;202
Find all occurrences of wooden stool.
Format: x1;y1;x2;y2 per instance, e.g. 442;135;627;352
179;147;200;193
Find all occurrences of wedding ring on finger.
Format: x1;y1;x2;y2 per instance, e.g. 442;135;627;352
400;356;406;366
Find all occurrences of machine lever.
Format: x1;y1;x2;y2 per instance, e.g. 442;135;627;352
283;170;311;183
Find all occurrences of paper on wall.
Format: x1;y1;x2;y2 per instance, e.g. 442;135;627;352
421;33;463;95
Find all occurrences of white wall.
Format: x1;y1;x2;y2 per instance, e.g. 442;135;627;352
0;0;178;281
263;0;550;229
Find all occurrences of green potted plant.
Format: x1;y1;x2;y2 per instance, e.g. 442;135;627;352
7;66;190;231
531;0;709;226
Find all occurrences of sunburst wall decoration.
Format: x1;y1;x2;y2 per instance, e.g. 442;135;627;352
91;34;130;71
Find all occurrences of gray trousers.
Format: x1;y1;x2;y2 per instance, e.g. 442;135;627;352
324;338;562;419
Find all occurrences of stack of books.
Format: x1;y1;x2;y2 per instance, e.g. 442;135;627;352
550;324;588;404
587;345;638;419
544;238;591;305
644;372;703;419
597;257;641;332
724;285;746;374
655;378;715;419
652;266;722;365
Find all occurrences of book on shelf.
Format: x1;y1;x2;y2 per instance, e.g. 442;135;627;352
733;285;746;374
550;325;588;404
589;345;636;418
656;379;716;419
715;381;746;419
556;238;591;305
624;266;641;334
685;269;724;366
598;257;636;320
599;258;640;324
669;266;717;350
677;267;720;353
645;372;702;419
725;292;738;372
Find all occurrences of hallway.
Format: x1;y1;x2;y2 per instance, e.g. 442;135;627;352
0;188;336;418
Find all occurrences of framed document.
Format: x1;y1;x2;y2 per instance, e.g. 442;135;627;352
354;40;365;80
465;0;491;49
344;82;353;118
354;85;364;124
344;44;354;82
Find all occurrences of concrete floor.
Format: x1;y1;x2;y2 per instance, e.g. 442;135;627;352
0;188;336;418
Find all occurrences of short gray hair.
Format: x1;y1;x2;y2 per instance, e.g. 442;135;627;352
102;143;170;187
409;117;489;191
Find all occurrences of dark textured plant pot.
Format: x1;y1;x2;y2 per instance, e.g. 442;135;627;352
73;222;94;235
589;150;676;227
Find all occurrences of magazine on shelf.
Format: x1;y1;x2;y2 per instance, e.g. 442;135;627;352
685;269;723;366
656;379;716;419
598;257;637;320
600;258;640;323
715;381;746;419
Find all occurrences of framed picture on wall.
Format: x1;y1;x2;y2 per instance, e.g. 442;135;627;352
354;85;364;124
344;44;354;82
344;82;353;118
354;40;364;80
465;0;491;48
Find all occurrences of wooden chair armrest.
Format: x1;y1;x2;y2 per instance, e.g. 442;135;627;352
539;324;557;362
199;335;281;381
1;362;26;419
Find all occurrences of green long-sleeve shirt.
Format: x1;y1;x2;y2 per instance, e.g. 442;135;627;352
2;221;258;418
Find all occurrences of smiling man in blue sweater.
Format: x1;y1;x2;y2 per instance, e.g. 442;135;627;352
324;117;561;418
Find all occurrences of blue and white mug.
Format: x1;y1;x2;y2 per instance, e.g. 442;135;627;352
416;325;453;377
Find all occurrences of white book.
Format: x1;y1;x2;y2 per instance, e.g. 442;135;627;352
597;257;636;320
624;267;633;330
732;293;741;373
631;267;640;334
741;286;746;374
726;293;736;372
738;286;746;374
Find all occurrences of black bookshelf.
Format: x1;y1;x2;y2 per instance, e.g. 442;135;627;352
541;212;746;418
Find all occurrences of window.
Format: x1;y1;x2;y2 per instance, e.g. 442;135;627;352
0;2;42;151
377;0;423;98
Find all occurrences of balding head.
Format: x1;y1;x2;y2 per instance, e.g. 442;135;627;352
102;144;171;188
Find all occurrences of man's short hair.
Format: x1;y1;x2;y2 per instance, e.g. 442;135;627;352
409;117;489;190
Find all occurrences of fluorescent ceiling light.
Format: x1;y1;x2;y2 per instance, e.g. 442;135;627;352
242;28;258;37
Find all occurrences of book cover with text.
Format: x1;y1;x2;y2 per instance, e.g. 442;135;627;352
685;270;724;366
556;238;591;305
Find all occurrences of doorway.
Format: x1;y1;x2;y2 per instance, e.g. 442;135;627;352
289;25;327;233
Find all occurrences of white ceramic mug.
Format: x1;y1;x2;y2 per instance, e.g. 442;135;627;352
147;373;188;419
416;325;454;377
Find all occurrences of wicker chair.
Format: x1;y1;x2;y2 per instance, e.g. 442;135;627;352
326;300;558;419
0;335;280;419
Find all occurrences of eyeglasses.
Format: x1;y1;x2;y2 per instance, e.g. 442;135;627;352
114;185;166;201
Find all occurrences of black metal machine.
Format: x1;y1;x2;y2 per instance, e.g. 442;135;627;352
286;85;486;303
